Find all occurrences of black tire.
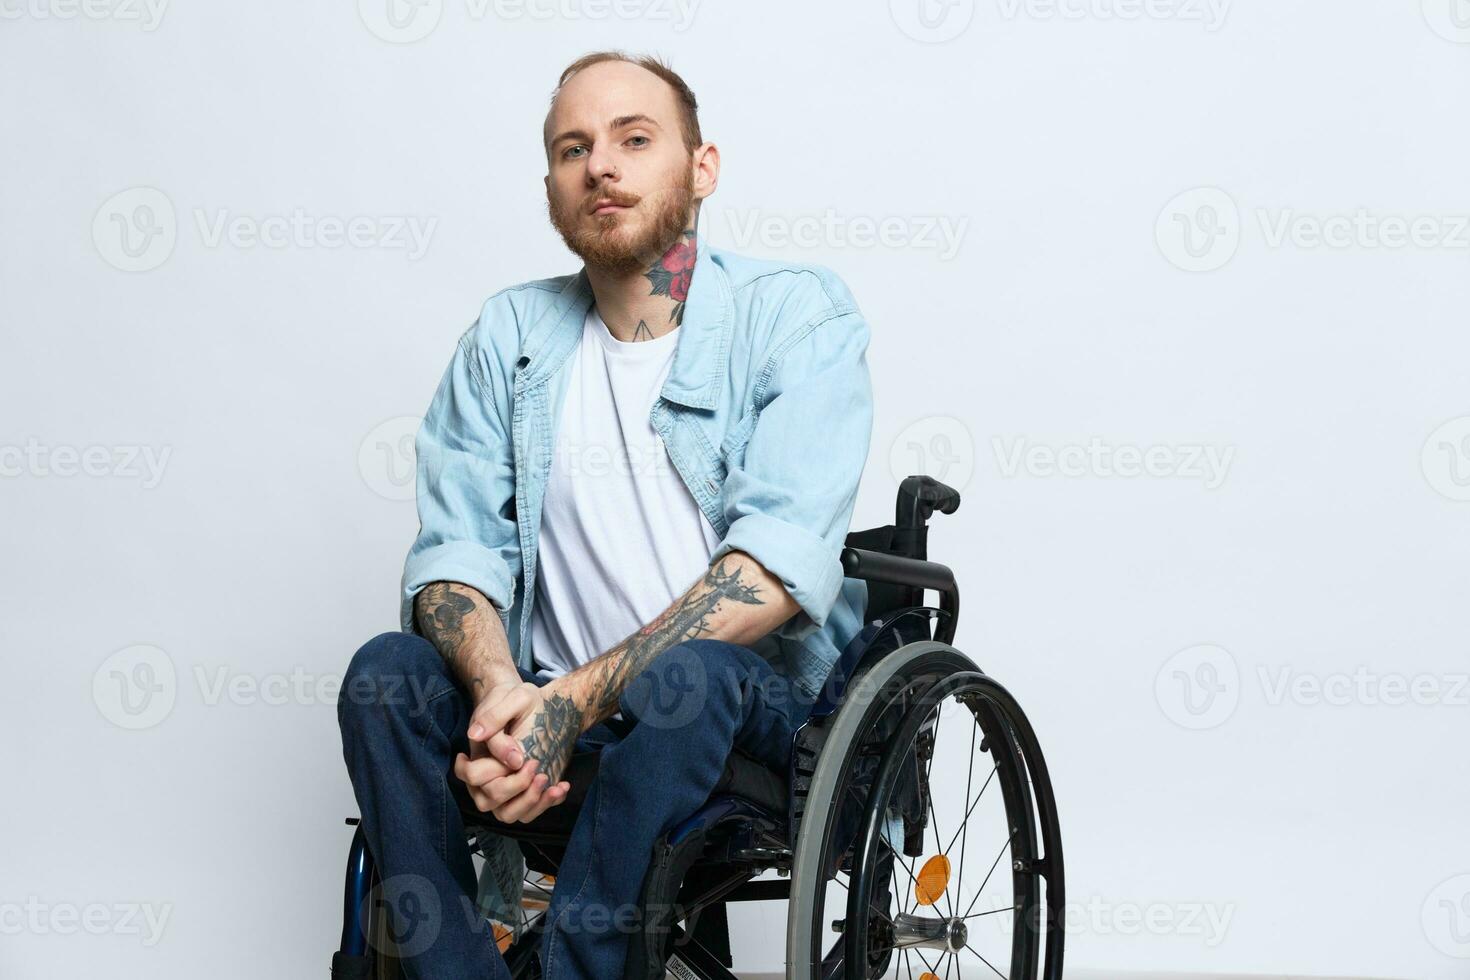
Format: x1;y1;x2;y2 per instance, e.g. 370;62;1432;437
786;641;1064;979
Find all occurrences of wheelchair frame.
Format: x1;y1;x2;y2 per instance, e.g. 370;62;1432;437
334;476;1065;980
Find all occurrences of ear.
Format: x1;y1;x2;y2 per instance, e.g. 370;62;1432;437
691;142;720;203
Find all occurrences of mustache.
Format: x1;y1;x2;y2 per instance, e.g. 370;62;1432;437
587;190;641;213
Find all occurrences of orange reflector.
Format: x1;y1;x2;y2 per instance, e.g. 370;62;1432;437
914;854;951;907
919;973;941;980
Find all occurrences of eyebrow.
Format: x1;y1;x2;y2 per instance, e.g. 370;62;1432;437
550;114;662;150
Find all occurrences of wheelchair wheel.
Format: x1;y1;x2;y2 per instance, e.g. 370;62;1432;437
787;641;1064;979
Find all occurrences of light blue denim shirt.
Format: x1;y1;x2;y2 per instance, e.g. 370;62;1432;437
399;241;874;700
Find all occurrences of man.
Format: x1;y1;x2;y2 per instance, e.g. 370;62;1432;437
338;50;874;980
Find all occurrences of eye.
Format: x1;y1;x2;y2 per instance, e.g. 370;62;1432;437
562;144;588;160
626;135;650;148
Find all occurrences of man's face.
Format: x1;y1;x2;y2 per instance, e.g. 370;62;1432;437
544;61;703;275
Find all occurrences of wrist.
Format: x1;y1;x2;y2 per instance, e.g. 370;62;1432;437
472;668;525;705
542;675;588;728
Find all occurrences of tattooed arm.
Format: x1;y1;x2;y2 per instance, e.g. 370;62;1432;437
545;549;798;733
417;582;575;819
459;550;799;823
412;581;521;698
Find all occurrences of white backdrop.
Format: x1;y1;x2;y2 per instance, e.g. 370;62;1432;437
2;1;1468;977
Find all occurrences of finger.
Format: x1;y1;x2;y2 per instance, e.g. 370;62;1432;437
519;781;571;822
454;751;510;788
485;759;541;807
469;687;532;741
488;731;524;770
497;773;551;824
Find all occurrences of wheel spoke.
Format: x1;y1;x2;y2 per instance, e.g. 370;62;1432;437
911;944;942;977
960;904;1014;920
879;834;922;917
966;942;1008;980
942;763;997;859
950;721;978;926
962;830;1015;919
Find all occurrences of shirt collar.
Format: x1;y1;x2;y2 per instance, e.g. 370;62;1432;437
517;239;733;411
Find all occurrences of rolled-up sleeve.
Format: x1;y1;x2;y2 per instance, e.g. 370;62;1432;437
399;327;520;634
708;308;874;638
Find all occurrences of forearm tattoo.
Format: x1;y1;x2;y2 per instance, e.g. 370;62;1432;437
581;557;767;722
415;583;488;696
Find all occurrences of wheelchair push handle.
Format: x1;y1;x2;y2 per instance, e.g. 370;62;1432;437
896;475;961;530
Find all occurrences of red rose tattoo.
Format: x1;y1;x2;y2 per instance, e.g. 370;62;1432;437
645;231;696;325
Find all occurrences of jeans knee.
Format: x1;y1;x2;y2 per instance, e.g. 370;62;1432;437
620;640;747;731
337;631;442;733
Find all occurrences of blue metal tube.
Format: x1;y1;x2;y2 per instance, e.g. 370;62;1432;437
339;825;375;957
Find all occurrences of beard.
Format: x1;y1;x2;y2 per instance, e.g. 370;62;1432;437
547;164;695;276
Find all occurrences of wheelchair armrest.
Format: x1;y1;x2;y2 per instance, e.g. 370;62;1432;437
840;547;959;645
840;547;955;593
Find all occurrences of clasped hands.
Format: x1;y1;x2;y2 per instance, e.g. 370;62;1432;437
453;678;576;825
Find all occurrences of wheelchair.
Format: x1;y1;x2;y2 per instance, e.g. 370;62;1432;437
333;476;1065;979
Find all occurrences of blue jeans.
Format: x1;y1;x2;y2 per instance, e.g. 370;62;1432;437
338;632;815;980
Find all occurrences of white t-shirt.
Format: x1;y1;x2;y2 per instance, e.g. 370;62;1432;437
529;306;722;680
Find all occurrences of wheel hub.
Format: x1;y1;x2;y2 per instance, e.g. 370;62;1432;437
891;911;968;953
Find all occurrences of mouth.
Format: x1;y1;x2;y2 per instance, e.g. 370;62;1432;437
591;199;635;216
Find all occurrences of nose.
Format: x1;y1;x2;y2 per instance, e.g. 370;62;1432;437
583;140;619;186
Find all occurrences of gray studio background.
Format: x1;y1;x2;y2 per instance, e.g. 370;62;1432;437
2;1;1468;977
